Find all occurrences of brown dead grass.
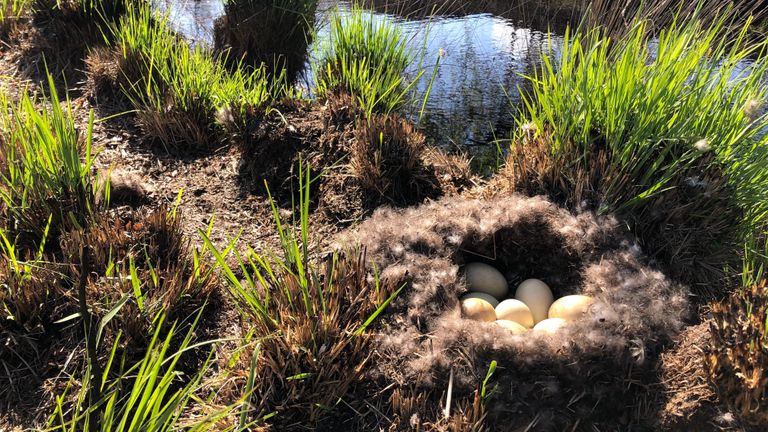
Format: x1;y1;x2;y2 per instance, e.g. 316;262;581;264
2;0;126;94
657;322;749;431
239;93;475;223
213;249;401;430
708;281;768;428
0;205;216;426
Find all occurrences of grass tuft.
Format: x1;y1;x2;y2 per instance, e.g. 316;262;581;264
313;5;418;116
507;15;768;292
708;279;768;426
0;75;102;252
48;310;231;431
203;164;400;428
352;113;440;205
113;4;282;149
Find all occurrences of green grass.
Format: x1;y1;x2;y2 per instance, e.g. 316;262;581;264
0;0;32;32
48;310;233;432
517;15;768;267
113;4;283;147
0;75;101;250
313;5;420;116
201;164;401;427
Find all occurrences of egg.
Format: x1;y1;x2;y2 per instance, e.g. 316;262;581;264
495;299;534;328
495;320;528;334
515;279;554;324
462;292;500;308
464;263;508;299
548;295;595;321
460;298;497;322
533;318;567;334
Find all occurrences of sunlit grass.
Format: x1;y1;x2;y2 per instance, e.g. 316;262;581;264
113;4;284;147
0;75;102;250
201;164;401;427
313;5;421;116
517;15;768;264
48;310;233;431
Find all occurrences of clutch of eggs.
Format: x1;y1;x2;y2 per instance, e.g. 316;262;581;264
460;263;596;335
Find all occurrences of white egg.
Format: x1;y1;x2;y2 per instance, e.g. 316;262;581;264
495;299;534;328
495;320;528;334
464;263;508;300
460;298;497;322
462;292;500;308
515;279;554;324
548;295;595;321
533;318;567;334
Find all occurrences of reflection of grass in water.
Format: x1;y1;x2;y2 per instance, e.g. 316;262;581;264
214;0;317;82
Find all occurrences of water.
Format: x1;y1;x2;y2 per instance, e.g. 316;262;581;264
153;0;568;165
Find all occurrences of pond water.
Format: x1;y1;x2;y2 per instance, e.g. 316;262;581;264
152;0;573;166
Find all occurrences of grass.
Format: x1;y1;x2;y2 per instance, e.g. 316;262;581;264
0;75;101;252
2;2;768;430
521;17;768;216
48;310;232;431
202;164;401;428
313;5;420;116
113;4;282;148
0;0;31;33
508;13;768;291
708;276;768;427
507;10;768;420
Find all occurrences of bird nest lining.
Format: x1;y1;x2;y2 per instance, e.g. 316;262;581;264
342;194;691;428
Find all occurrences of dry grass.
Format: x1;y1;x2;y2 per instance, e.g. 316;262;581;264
708;280;768;426
0;205;216;424
60;206;217;345
208;225;401;428
351;113;435;205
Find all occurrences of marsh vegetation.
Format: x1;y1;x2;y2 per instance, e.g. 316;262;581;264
0;0;767;431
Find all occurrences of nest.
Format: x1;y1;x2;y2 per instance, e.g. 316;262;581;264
342;194;690;430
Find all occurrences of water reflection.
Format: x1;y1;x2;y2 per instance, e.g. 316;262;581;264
153;0;222;44
154;0;565;162
213;1;317;81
